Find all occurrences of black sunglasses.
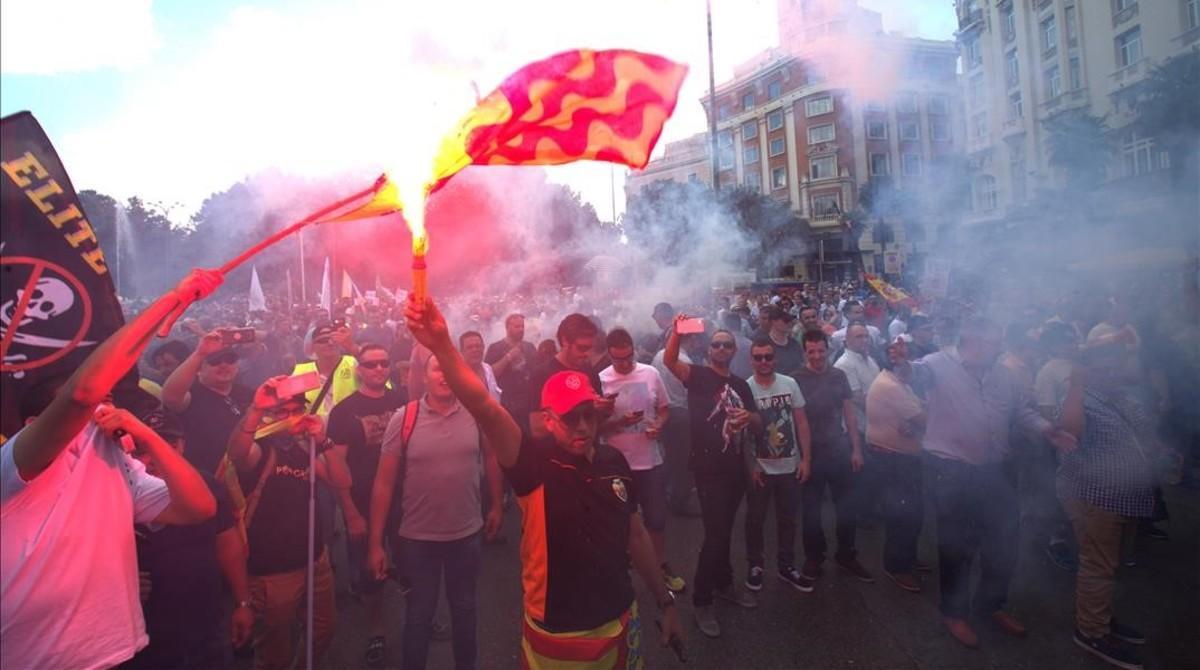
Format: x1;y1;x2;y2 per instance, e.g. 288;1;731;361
710;341;736;350
313;337;333;345
359;360;391;370
752;354;775;362
205;351;239;366
555;404;599;427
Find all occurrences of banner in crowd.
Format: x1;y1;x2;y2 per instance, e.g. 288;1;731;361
0;112;126;439
864;273;916;307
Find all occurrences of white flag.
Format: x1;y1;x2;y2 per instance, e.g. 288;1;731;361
249;266;267;312
319;257;332;315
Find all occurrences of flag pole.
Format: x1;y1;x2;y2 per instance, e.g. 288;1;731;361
706;0;720;191
298;229;307;305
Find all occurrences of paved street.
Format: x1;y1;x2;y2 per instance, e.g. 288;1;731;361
242;484;1199;669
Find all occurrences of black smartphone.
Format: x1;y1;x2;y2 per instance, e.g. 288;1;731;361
655;620;687;663
221;328;256;345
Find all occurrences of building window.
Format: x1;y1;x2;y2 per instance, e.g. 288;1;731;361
1114;0;1135;13
974;175;998;211
866;119;888;139
719;147;735;170
931;119;951;141
901;153;922;176
1065;5;1078;45
965;36;982;68
769;137;786;156
972;112;988;139
808;123;835;144
899;120;920;141
970;72;986;107
742;91;755;109
742;121;758;141
744;145;760;163
896;92;918;114
806;95;834;117
1041;16;1058;55
1045;65;1062;98
811;193;841;217
1005;50;1020;88
865;100;886;112
718;131;733;147
767;80;782;100
718;105;731;121
869;153;889;176
1069;57;1082;90
687;172;700;183
746;170;762;192
1121;131;1164;176
928;94;949;115
1010;159;1027;200
1002;7;1016;42
1188;0;1200;30
1116;27;1142;68
810;155;837;180
1008;91;1023;119
767;110;784;132
772;166;788;189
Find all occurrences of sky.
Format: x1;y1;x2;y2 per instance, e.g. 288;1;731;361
0;0;956;225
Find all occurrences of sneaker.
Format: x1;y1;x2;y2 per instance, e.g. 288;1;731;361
914;561;934;573
1138;523;1168;541
943;617;979;649
1046;541;1078;572
1073;629;1144;670
694;605;720;638
885;570;921;593
662;563;687;594
989;610;1028;637
800;559;824;580
1109;620;1146;646
364;635;386;668
836;557;875;583
778;566;815;593
745;566;764;592
714;585;758;609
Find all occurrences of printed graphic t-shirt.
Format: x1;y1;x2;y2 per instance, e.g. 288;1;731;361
747;373;806;474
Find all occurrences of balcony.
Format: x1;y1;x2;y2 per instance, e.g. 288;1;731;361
1110;58;1148;91
1112;2;1138;28
958;8;984;32
1174;24;1200;47
1040;94;1063;112
1002;117;1026;138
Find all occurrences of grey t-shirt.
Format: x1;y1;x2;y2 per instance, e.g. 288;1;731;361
381;398;483;542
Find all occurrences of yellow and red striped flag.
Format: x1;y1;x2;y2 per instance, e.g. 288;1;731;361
865;273;916;307
428;49;688;194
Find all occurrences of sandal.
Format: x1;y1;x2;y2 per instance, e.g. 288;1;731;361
364;635;386;667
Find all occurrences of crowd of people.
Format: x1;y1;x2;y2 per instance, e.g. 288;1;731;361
3;264;1198;670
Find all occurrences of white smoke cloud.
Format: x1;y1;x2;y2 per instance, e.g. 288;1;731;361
0;0;160;75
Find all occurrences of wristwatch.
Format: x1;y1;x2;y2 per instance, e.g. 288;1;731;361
656;590;676;610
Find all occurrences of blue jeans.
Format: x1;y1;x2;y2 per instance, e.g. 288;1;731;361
396;532;482;670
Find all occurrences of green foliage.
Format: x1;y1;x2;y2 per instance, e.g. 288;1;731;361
1043;109;1111;190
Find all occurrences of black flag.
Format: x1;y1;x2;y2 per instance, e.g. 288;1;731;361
1;111;127;439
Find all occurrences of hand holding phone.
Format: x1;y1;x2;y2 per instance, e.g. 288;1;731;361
675;317;705;335
275;371;321;399
221;328;256;345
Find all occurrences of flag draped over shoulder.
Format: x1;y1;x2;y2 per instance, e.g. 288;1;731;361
0;112;127;438
864;273;916;307
429;49;688;193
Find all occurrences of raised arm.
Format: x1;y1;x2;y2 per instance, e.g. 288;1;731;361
662;315;691;384
405;297;522;468
162;330;224;412
13;270;222;481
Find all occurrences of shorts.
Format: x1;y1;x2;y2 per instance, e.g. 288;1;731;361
631;465;668;532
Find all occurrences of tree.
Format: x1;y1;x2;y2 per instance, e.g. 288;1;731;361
1131;48;1200;189
723;186;803;277
1043;109;1111;191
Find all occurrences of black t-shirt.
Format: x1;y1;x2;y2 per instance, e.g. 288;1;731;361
239;438;329;576
327;389;405;511
528;357;603;413
181;382;253;475
485;339;538;414
769;335;805;379
133;474;235;665
503;436;637;632
683;365;758;474
793;366;853;455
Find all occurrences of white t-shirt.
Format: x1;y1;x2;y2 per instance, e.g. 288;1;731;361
651;349;691;409
599;363;669;470
747;373;806;474
1;422;172;670
835;349;881;430
1034;357;1074;412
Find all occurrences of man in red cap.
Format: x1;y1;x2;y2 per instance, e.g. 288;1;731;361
404;296;684;668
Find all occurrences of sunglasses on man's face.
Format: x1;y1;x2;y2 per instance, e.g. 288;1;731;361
205;352;239;366
553;404;599;427
359;359;391;370
710;341;735;350
313;337;333;346
752;354;775;362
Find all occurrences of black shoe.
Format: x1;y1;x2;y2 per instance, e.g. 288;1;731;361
836;557;875;583
364;636;386;668
800;559;824;580
779;566;815;593
745;566;764;592
1073;630;1143;670
1045;541;1077;572
1138;523;1168;540
432;620;451;641
1109;620;1146;645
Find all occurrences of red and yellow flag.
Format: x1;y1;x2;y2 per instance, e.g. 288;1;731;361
314;175;404;225
865;273;916;307
428;49;688;194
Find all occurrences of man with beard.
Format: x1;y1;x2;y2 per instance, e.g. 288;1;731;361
327;344;406;667
163;331;255;475
663;318;762;638
460;331;502;402
528;314;614;438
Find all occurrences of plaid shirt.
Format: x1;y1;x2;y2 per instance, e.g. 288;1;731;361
1057;386;1158;518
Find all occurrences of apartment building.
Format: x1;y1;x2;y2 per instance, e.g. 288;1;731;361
625;132;712;198
956;0;1199;227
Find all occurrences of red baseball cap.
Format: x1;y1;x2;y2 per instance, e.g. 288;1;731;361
541;371;599;416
